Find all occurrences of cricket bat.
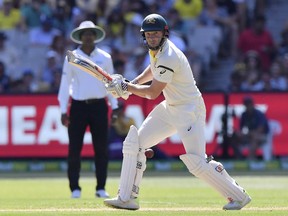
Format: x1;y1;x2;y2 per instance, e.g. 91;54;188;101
66;50;113;84
66;50;128;100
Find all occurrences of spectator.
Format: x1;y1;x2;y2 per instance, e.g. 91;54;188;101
278;27;288;57
75;0;98;17
10;69;39;93
0;31;20;81
227;0;247;33
0;60;11;93
0;0;24;31
241;71;262;91
49;34;70;66
269;61;287;91
57;20;119;199
52;0;74;37
124;47;147;81
48;66;62;93
166;8;186;36
151;0;174;16
105;8;126;45
237;14;276;72
29;15;61;46
232;96;269;160
20;0;53;29
113;13;143;55
173;0;203;34
257;72;273;92
281;53;288;78
228;66;245;92
240;50;264;91
217;0;244;56
198;0;238;57
185;49;204;88
41;50;61;87
123;0;148;17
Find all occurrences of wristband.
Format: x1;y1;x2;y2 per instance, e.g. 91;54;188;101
121;81;128;91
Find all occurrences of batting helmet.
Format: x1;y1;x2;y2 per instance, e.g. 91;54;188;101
140;14;169;50
140;14;169;34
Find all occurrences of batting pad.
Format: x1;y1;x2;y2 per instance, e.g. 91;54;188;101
180;154;247;202
132;149;147;198
119;125;139;202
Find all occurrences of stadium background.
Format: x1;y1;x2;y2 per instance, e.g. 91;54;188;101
0;0;288;173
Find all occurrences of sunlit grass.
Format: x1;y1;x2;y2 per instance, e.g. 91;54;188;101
0;172;287;216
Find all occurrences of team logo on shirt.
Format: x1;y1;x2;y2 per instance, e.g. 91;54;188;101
157;65;174;76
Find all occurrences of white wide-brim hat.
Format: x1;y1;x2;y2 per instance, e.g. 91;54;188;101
70;21;105;44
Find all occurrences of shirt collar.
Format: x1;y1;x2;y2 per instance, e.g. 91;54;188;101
77;46;98;57
155;39;169;58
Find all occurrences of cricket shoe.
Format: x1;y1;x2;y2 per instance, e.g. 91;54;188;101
223;192;251;210
104;196;139;210
71;189;81;198
96;189;110;198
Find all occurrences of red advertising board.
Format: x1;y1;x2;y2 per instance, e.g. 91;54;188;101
0;93;287;158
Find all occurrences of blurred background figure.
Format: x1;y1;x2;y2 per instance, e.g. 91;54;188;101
20;0;53;30
39;50;61;91
277;25;288;57
108;101;136;160
240;51;264;91
48;66;62;93
173;0;203;34
0;31;21;81
0;0;24;32
198;0;238;58
48;34;70;66
237;14;276;72
231;96;269;160
0;60;11;93
269;61;287;91
29;15;61;46
10;68;39;93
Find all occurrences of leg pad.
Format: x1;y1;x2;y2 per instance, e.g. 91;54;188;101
180;154;248;202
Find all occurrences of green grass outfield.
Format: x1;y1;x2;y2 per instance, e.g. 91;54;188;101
0;171;287;216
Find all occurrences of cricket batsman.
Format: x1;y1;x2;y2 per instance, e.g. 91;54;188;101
103;13;251;210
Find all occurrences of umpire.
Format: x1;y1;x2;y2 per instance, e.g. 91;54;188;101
58;21;119;198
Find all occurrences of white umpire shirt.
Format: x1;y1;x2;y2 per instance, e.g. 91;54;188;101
58;47;118;114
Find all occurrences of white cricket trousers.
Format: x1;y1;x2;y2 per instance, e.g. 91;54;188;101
138;96;207;158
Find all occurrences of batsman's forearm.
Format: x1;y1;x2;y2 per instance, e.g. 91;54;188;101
127;83;160;100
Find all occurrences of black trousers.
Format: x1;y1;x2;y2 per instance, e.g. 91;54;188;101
68;98;109;192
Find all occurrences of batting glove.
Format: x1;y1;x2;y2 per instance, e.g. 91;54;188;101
105;74;130;100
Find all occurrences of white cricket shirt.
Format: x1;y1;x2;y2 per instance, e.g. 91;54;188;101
150;39;201;105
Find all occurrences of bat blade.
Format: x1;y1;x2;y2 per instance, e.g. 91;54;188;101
66;50;129;100
66;50;113;84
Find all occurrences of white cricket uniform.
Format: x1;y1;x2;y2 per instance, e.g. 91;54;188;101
138;39;206;157
58;47;118;113
108;40;250;208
